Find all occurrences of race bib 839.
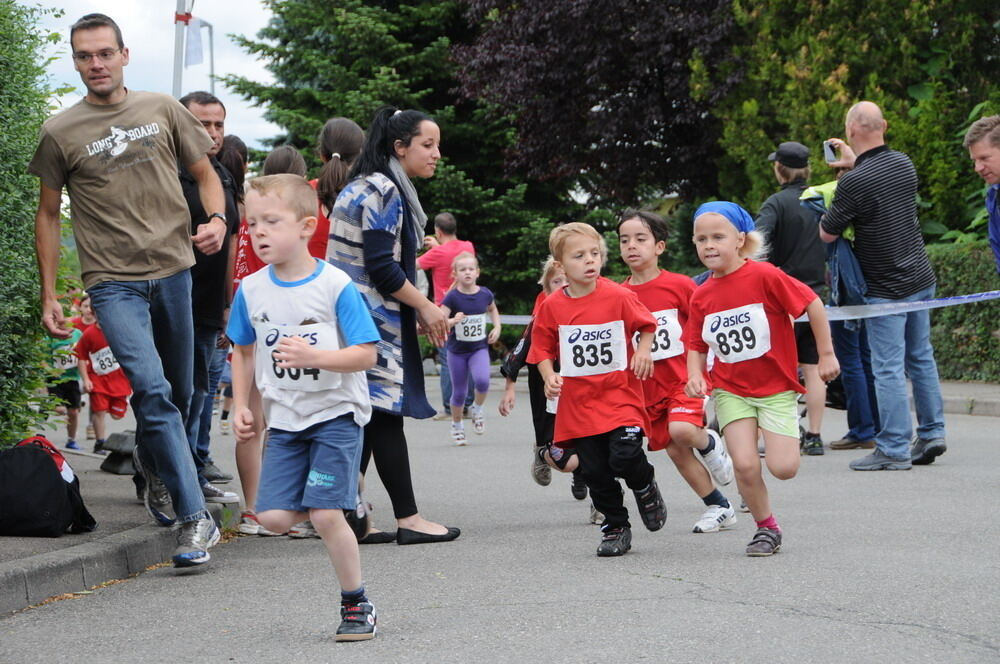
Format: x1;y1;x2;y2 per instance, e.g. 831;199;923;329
702;303;771;363
558;320;627;377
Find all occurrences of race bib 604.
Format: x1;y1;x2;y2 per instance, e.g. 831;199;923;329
253;321;342;392
558;320;627;377
702;303;771;363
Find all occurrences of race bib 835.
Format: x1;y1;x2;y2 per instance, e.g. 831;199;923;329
558;320;627;377
702;303;771;363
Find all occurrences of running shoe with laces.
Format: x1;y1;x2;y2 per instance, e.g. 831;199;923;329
801;431;825;456
632;479;667;531
65;439;82;451
451;426;467;446
699;429;734;485
692;504;737;533
132;446;175;526
746;527;782;557
172;516;220;567
570;469;588;500
239;510;282;536
531;446;551;486
202;482;240;504
219;419;230;435
589;503;603;525
472;407;485;434
596;525;632;557
336;601;377;641
288;520;320;539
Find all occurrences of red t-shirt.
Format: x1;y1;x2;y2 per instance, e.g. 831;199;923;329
232;213;329;291
527;278;657;445
417;239;476;305
683;259;817;397
70;316;93;333
622;270;708;404
76;325;131;397
308;178;331;261
530;289;547;316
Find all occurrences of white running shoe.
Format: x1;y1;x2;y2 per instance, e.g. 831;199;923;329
693;504;737;533
288;520;320;539
589;503;604;525
700;429;734;486
451;426;467;446
472;409;485;435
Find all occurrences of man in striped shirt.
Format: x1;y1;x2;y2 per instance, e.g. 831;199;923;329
819;101;946;471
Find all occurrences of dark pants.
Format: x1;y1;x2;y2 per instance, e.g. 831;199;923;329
830;320;880;441
186;324;219;485
527;364;554;447
361;409;419;520
573;426;654;529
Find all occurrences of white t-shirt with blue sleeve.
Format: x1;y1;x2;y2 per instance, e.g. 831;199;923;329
227;259;379;431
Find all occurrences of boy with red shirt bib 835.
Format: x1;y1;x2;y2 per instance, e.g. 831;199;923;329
528;222;667;557
617;210;738;535
683;202;839;557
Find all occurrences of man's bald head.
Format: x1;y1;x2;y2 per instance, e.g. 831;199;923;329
846;101;887;135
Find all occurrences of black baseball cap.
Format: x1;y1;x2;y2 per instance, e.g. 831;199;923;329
768;141;810;168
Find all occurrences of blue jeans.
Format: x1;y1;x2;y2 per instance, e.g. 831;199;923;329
864;285;946;459
186;324;219;484
439;346;473;413
89;270;208;522
196;343;227;466
830;319;879;441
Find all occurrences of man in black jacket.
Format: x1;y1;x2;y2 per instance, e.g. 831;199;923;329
756;141;828;455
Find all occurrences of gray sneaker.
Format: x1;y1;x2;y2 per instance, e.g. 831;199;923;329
849;450;912;471
132;446;175;526
172;517;220;567
202;462;233;483
531;446;551;486
911;437;947;465
202;482;240;503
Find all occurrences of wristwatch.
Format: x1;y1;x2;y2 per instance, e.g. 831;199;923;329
207;212;226;223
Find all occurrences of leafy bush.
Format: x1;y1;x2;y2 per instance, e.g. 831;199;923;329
927;241;1000;382
0;5;61;447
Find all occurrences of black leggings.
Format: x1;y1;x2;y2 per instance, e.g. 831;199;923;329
574;426;654;529
361;409;419;520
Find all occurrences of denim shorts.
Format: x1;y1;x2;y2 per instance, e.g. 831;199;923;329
714;389;800;438
256;414;362;512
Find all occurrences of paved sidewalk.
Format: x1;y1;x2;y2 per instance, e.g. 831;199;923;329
1;378;997;617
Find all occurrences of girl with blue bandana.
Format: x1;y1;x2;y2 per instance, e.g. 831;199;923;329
682;202;840;557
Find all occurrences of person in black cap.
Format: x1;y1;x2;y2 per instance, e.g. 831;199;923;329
755;141;829;455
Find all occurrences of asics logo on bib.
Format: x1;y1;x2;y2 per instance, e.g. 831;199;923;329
709;311;752;333
264;328;319;347
567;328;613;344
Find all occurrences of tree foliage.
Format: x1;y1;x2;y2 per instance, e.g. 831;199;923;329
455;0;741;205
696;0;1000;234
223;0;574;312
0;4;63;447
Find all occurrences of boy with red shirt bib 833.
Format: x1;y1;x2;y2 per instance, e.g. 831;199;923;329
683;202;839;557
617;210;738;535
528;222;667;557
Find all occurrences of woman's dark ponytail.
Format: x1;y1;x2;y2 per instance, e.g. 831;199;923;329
350;105;432;180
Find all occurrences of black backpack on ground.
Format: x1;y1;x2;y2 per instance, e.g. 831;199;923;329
0;436;97;537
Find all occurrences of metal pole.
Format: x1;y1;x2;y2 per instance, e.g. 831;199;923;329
171;0;191;98
207;22;215;95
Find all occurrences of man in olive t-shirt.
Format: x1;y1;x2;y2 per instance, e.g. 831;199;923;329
29;13;227;568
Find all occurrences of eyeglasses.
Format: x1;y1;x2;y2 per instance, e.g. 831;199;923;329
72;49;121;63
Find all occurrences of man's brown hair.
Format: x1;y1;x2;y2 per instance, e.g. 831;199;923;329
963;115;1000;149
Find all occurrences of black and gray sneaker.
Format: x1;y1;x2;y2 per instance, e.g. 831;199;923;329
202;482;240;504
531;446;551;487
596;525;632;557
344;490;371;541
746;527;782;557
911;437;947;465
202;462;233;483
336;601;377;641
633;479;666;531
570;469;587;500
172;516;220;567
801;432;825;456
132;446;175;526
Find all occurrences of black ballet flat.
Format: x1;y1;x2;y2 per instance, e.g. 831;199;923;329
396;526;461;545
358;530;397;544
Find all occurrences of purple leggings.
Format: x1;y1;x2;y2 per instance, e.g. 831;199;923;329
448;348;491;407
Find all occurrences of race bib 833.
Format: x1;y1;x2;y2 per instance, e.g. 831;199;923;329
633;308;683;361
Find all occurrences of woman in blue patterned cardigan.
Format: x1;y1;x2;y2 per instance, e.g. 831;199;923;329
328;106;460;545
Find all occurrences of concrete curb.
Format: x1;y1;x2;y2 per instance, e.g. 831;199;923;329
942;396;1000;417
0;504;232;615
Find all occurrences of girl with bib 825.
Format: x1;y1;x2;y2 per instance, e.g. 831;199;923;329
440;252;501;445
683;202;839;557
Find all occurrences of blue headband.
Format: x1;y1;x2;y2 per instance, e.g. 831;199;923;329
693;201;755;233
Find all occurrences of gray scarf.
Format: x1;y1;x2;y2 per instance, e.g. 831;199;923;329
388;156;428;243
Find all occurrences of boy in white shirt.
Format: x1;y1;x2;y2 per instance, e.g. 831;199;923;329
227;174;380;641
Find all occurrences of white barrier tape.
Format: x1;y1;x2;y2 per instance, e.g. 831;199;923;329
497;290;1000;327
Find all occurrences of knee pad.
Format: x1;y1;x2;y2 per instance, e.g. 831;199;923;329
546;444;576;471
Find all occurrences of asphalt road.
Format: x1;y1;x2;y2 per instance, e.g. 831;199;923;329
2;378;998;663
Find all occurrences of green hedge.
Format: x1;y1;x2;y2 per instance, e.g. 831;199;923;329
0;5;59;447
927;240;1000;382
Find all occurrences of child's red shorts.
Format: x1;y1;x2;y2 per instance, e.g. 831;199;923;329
90;391;128;419
645;388;705;451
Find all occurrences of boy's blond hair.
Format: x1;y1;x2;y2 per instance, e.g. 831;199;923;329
537;255;562;292
549;222;603;261
451;251;478;272
248;174;318;222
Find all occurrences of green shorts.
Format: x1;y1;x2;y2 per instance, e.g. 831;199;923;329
714;389;800;438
